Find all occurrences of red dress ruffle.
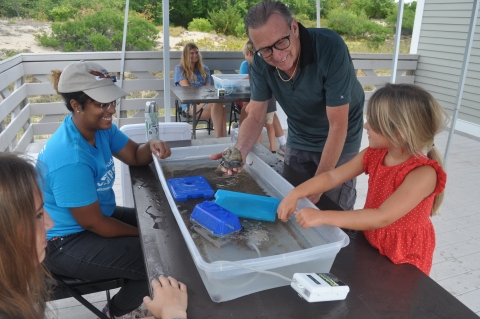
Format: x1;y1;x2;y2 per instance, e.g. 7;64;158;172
362;147;447;275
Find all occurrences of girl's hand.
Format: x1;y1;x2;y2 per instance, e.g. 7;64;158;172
278;193;299;222
295;208;324;229
150;140;171;159
143;275;188;319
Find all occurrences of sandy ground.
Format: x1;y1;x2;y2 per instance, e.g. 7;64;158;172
0;19;55;53
0;18;223;54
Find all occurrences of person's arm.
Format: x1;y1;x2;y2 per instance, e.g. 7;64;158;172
278;149;365;222
307;103;350;204
209;99;267;174
114;139;171;167
143;275;188;319
178;79;190;87
70;202;139;237
295;165;438;230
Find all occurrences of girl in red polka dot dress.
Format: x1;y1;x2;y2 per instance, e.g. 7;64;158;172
278;83;449;275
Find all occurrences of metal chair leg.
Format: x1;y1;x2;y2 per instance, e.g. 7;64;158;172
54;277;110;319
228;102;239;134
106;289;114;319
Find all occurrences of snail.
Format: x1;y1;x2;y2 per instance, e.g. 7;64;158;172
218;147;244;170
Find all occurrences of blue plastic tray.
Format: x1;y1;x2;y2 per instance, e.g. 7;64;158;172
213;190;280;222
167;176;214;202
190;201;242;236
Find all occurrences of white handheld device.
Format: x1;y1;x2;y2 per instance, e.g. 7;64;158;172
291;273;349;302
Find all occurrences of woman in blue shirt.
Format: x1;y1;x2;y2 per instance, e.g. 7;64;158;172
37;61;172;318
174;43;226;137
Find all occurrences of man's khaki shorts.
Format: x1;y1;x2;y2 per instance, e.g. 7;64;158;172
265;112;274;125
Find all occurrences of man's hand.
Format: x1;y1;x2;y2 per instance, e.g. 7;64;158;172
143;275;188;319
149;139;171;159
209;151;247;175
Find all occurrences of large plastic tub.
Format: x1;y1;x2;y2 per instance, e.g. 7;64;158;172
212;74;250;95
153;143;349;302
120;123;190;207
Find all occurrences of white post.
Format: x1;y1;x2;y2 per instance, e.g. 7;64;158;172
444;0;479;165
163;0;171;122
316;0;321;28
410;0;425;54
390;0;404;84
118;0;130;119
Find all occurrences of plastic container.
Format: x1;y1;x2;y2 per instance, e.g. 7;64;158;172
119;122;191;208
153;143;349;302
190;201;242;236
145;101;159;140
167;176;214;202
214;190;279;222
212;74;250;95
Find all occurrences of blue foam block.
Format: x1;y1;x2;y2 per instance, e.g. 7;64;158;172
190;201;242;236
213;190;280;222
167;176;214;202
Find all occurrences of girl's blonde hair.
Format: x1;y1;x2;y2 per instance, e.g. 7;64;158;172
0;153;51;318
367;83;450;215
242;40;255;56
180;42;207;83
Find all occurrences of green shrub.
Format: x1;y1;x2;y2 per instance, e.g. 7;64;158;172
50;6;76;21
35;33;59;48
0;0;36;18
35;9;158;52
208;2;242;36
188;18;213;32
363;0;396;19
235;21;246;38
367;35;387;50
294;13;318;28
327;9;368;38
386;3;416;36
327;8;392;39
88;34;115;51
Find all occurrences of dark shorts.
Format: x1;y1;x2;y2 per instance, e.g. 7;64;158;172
267;96;277;113
283;147;358;210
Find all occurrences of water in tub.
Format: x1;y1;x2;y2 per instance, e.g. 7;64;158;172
161;158;327;263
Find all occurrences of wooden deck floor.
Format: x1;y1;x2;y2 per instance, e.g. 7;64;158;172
31;126;480;318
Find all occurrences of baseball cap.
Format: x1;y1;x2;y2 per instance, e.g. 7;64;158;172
58;60;128;103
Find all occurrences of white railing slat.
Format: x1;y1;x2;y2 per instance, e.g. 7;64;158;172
0;105;30;152
0;85;27;122
13;125;34;153
0;52;418;152
0;64;24;92
30;102;67;116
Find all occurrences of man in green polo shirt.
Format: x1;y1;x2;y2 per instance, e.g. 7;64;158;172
212;1;364;210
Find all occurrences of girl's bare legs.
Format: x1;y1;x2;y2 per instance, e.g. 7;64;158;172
266;122;276;152
239;102;262;143
273;113;284;138
239;103;248;125
194;103;226;137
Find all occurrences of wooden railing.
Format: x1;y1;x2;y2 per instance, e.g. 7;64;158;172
0;51;418;153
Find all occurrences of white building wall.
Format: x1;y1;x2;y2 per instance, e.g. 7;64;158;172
414;0;480;134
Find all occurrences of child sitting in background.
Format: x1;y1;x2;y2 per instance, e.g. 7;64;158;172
278;83;449;275
239;40;287;155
